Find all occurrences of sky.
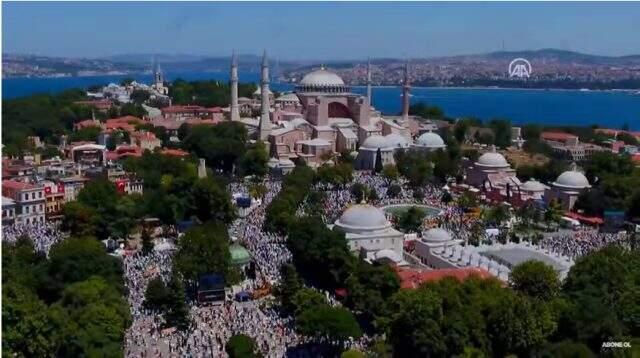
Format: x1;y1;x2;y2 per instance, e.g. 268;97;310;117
3;2;640;60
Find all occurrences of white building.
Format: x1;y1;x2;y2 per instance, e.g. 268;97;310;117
331;204;405;262
545;164;591;210
413;227;574;280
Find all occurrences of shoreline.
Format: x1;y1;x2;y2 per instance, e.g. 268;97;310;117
3;74;639;93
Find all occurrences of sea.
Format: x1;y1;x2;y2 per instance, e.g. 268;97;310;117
3;71;640;130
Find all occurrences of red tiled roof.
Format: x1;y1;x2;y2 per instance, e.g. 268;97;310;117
160;148;190;157
2;180;37;191
541;131;578;141
395;267;494;289
74;119;102;130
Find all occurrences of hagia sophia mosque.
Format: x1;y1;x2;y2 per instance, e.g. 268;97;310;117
224;51;588;281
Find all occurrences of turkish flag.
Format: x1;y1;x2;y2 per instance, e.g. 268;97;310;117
116;180;126;193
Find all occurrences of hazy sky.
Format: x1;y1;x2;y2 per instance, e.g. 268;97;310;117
3;2;640;60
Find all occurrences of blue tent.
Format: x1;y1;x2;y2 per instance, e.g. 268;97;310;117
235;291;251;302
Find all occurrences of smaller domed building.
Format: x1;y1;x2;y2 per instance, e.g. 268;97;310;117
465;145;520;194
413;131;446;151
518;179;548;200
545;163;591;210
332;204;405;259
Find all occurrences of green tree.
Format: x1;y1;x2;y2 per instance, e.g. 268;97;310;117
486;291;557;357
174;222;233;284
164;273;190;330
2;283;58;357
509;260;560;300
394;149;433;187
291;288;327;316
409;102;444;119
382;164;399;183
395;207;426;233
544;200;563;226
341;349;365;358
130;89;151;104
488;118;512;148
275;264;303;314
53;276;131;357
144;277;169;311
296;305;362;343
191;177;236;224
46;238;123;301
226;334;260;358
387;184;402;198
559;246;640;351
61;201;98;237
240;141;269;177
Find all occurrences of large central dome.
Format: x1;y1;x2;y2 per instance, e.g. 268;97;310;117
300;69;345;86
297;68;350;94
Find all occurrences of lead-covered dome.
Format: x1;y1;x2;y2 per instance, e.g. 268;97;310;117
415;131;445;149
335;204;391;233
423;228;452;243
361;135;389;149
300;69;345;86
520;179;546;192
476;146;509;168
553;170;590;189
297;68;350;93
385;133;410;148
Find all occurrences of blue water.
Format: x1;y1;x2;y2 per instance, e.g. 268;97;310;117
3;71;640;129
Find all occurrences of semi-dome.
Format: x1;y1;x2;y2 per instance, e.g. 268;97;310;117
335;204;390;233
520;179;546;192
361;135;389;150
384;133;410;148
476;147;509;168
300;69;345;86
415;131;445;148
553;170;590;189
423;228;452;243
276;92;300;102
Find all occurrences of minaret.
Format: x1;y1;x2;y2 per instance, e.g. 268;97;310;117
230;51;240;121
258;50;271;141
401;60;411;122
366;57;372;110
154;57;163;86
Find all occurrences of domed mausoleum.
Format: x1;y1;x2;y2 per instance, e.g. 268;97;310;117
519;179;548;200
465;145;520;194
413;131;446;151
545;163;591;210
332;204;405;260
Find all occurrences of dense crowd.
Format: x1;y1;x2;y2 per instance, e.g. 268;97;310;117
540;229;628;259
6;171;633;357
1;221;65;256
230;180;291;284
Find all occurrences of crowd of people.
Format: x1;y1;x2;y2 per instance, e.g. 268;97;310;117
5;170;636;357
540;229;629;259
229;180;291;284
1;221;65;256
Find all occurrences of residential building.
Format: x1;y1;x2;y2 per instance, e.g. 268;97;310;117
2;180;46;225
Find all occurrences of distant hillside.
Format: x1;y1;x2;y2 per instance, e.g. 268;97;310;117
432;48;640;66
